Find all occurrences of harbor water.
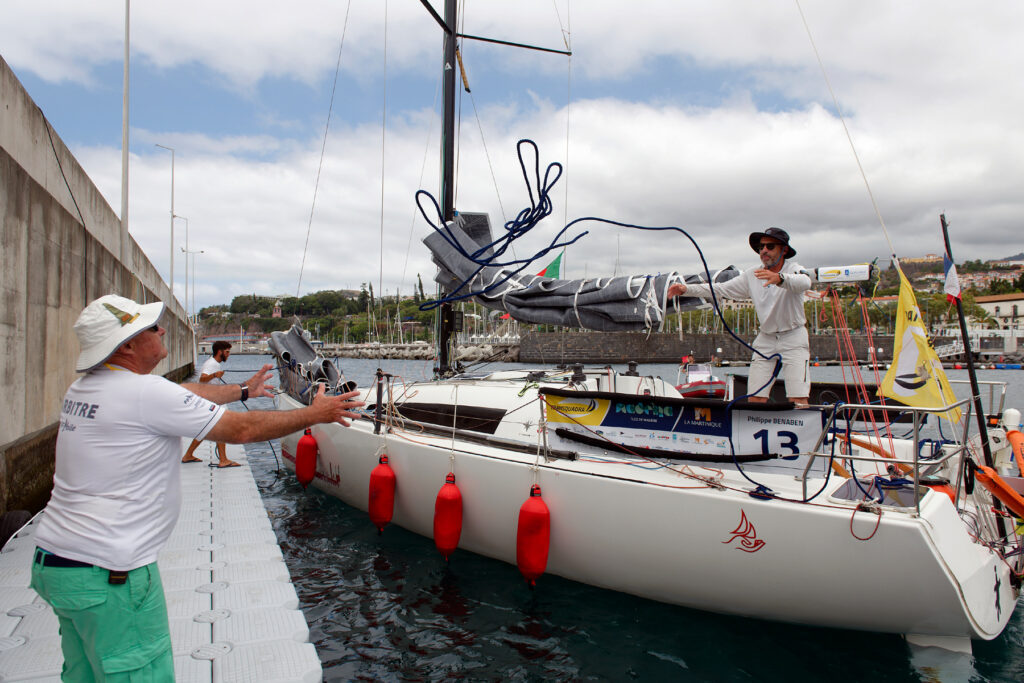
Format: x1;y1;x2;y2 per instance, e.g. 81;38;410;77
218;354;1024;681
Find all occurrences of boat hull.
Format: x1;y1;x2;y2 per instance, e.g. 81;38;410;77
274;392;1016;640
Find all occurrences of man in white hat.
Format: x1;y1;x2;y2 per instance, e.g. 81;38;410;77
667;227;813;406
30;294;363;681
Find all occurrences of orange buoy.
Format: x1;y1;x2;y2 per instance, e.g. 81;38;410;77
368;454;396;534
516;484;550;587
1006;429;1024;475
295;429;318;489
433;472;463;560
974;464;1024;519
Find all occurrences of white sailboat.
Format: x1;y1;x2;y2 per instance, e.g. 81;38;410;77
269;0;1023;651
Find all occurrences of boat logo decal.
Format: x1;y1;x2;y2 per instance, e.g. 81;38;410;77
723;510;765;553
614;401;673;417
994;566;1002;619
551;398;597;414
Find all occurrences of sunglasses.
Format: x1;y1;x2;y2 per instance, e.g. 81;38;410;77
759;243;781;251
148;324;160;333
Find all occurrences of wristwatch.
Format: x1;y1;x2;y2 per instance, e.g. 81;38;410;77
239;384;249;402
777;272;785;285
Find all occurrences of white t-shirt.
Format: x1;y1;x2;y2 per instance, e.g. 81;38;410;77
34;366;226;570
199;356;222;380
685;261;812;335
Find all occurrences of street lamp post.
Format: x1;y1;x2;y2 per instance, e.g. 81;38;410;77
155;144;176;301
173;215;188;318
182;247;204;325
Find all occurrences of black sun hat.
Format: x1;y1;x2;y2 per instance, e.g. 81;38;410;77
749;227;796;259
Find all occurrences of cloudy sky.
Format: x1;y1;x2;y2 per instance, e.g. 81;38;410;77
3;1;1022;312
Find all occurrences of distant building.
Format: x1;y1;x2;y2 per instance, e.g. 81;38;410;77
974;293;1024;330
901;254;942;264
272;300;282;318
989;257;1024;268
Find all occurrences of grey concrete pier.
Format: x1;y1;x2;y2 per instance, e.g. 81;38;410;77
1;54;195;525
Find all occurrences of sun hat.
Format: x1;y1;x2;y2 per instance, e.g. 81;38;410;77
74;294;165;371
748;227;796;259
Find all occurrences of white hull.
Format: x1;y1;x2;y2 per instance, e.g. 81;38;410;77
274;381;1018;641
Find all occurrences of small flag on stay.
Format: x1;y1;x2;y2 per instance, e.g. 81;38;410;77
537;251;563;278
943;253;961;303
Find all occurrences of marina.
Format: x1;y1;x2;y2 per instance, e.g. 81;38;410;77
0;443;321;682
4;2;1024;681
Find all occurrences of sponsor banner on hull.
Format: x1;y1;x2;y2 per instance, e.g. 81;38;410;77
547;396;825;456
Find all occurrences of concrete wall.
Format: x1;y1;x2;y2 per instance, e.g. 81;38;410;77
519;330;894;365
1;55;193;516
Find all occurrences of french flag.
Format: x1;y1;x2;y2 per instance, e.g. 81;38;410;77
943;253;961;302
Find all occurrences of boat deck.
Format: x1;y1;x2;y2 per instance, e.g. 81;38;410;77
0;444;321;682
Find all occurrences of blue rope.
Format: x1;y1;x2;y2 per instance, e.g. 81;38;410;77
417;139;588;311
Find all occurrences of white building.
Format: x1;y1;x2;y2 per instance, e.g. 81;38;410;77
975;293;1024;330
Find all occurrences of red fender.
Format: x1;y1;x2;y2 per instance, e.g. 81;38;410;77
295;429;318;489
433;472;463;560
516;484;550;587
368;454;396;534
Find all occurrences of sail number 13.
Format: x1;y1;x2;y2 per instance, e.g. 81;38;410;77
752;429;800;459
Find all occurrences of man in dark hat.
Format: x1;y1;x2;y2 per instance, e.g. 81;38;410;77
667;227;812;405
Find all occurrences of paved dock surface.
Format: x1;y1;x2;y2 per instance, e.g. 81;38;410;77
0;444;322;682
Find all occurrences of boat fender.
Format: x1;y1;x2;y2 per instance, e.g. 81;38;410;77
974;464;1024;520
295;429;318;489
433;472;463;561
963;459;976;495
369;454;397;534
1006;429;1024;475
516;484;550;588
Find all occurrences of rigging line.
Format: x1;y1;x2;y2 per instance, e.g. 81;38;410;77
462;57;511;260
794;0;896;262
297;0;353;298
558;0;573;235
400;72;442;295
378;0;390;365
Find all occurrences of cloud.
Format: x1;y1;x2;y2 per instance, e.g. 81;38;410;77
4;1;1023;310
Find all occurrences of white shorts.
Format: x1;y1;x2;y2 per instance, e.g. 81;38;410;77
748;327;810;399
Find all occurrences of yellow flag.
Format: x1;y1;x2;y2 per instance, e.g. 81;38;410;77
879;269;961;422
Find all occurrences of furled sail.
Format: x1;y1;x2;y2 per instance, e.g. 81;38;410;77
423;213;739;332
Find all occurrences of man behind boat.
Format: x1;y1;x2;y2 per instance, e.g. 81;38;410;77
667;227;812;405
31;294;363;681
181;340;238;467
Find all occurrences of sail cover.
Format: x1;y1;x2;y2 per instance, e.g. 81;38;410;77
423;214;739;332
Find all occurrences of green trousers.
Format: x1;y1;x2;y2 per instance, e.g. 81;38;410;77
30;551;174;682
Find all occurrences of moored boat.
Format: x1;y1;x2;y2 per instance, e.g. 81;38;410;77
267;0;1023;652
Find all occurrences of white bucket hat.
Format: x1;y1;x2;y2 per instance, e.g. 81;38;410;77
74;294;165;371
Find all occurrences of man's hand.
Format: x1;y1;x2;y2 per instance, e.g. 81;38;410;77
667;283;688;299
754;268;783;287
311;386;365;427
244;364;276;399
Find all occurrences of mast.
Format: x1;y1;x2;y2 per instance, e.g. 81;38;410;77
940;215;993;468
436;0;457;375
